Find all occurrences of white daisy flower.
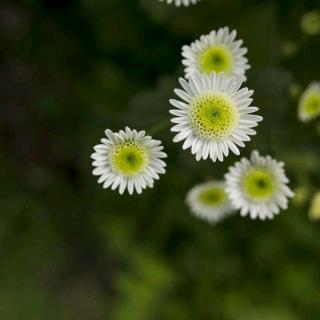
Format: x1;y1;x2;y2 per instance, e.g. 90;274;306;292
91;127;167;195
169;72;263;162
186;181;234;224
225;150;294;220
298;82;320;122
182;27;250;81
159;0;200;7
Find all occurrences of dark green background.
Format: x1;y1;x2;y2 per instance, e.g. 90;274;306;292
1;0;320;319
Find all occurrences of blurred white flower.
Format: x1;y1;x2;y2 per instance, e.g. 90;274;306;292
292;186;309;206
298;82;320;122
182;27;250;81
91;127;167;195
159;0;200;7
309;191;320;221
186;181;234;224
301;10;320;36
225;151;294;220
169;72;262;162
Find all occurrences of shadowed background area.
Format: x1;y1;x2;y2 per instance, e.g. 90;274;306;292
1;0;320;319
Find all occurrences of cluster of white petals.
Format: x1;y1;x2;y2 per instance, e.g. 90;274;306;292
91;127;167;195
90;22;294;222
225;151;294;220
170;72;262;162
186;181;234;223
182;27;250;81
159;0;200;7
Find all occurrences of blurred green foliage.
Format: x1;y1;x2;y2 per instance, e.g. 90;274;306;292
0;0;320;319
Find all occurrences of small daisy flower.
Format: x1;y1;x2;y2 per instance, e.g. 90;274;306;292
159;0;200;7
186;181;234;224
225;150;294;220
182;27;250;81
298;82;320;122
169;72;262;162
91;127;167;195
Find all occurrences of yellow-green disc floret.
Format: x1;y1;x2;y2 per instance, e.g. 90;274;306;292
302;92;320;119
198;45;233;74
243;168;276;201
110;141;148;176
199;187;226;206
190;93;239;139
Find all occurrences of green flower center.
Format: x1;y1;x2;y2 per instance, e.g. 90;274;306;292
243;168;276;201
199;187;226;206
198;45;233;74
110;141;148;176
190;93;239;139
302;92;320;118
